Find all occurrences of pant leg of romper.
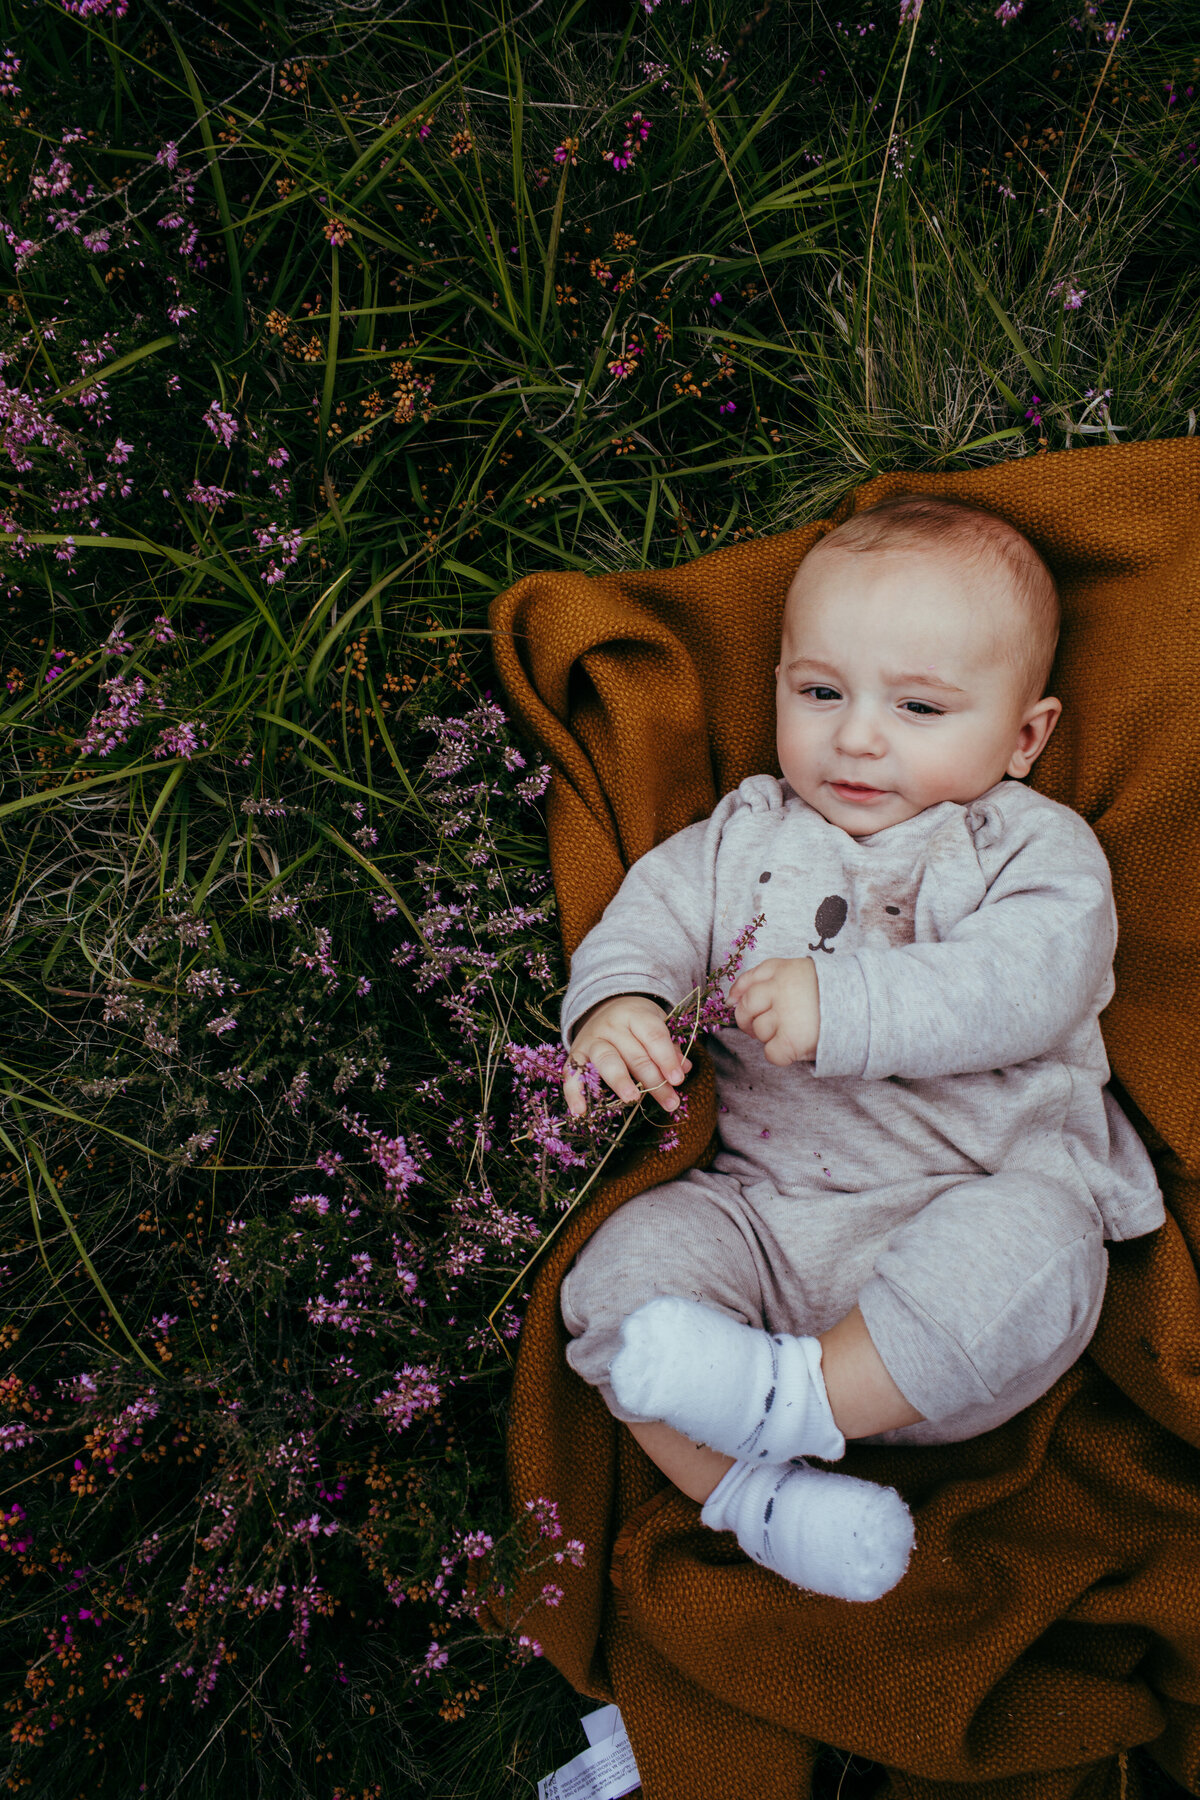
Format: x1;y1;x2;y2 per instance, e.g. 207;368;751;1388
853;1170;1109;1448
562;1168;803;1425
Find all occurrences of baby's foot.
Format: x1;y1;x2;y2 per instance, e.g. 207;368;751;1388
700;1459;915;1602
609;1295;845;1463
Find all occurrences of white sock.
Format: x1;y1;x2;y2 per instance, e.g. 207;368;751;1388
609;1295;846;1463
700;1458;916;1602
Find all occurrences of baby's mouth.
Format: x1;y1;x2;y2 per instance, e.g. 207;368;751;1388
829;780;888;800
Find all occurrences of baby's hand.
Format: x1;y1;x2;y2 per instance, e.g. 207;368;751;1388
727;957;820;1065
563;995;692;1118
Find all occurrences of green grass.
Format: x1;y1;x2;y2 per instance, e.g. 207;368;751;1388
0;0;1197;1793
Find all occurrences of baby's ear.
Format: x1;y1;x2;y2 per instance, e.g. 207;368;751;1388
1008;696;1062;777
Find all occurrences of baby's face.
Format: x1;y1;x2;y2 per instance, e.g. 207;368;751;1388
774;541;1060;837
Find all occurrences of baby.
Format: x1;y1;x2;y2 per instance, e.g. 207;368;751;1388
556;493;1165;1604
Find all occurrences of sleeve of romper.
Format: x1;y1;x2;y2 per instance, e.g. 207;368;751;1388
560;785;749;1055
812;797;1118;1081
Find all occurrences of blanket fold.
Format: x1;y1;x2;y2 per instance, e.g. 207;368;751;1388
484;440;1200;1800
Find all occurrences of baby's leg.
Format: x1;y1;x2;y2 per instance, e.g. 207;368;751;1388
564;1173;840;1458
559;1170;766;1427
612;1296;922;1460
561;1173;916;1601
852;1170;1107;1445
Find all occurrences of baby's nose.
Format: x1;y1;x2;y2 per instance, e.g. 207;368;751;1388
833;701;888;753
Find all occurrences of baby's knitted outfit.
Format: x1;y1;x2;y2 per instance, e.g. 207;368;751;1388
558;774;1164;1446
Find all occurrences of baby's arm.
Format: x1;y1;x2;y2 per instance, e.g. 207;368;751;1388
813;802;1117;1082
559;788;747;1111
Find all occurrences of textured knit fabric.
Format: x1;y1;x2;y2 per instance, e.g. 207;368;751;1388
559;772;1165;1244
479;439;1200;1800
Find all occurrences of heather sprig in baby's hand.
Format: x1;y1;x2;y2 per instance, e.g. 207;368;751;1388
727;956;821;1065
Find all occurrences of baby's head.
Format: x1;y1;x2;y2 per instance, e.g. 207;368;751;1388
775;492;1063;836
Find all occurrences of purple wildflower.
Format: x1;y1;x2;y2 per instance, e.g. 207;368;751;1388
153;722;208;761
202;400;239;447
375;1365;442;1432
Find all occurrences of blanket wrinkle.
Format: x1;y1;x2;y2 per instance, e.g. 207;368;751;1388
482;439;1200;1800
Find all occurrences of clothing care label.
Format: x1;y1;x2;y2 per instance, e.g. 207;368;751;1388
536;1703;642;1800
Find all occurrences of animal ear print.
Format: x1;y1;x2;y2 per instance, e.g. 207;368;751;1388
809;894;848;954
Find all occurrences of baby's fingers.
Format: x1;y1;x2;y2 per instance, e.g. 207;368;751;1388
627;1041;691;1113
562;1059;588;1118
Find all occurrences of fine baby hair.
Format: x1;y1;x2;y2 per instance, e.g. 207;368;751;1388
808;490;1062;707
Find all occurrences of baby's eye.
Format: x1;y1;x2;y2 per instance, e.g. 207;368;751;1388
901;701;943;716
801;685;841;701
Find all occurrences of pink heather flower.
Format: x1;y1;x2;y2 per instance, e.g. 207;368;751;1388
184;967;237;998
291;1194;331;1217
367;1130;420;1202
266;445;289;468
0;50;20;99
254;521;303;584
524;1495;562;1539
899;0;923;19
0;224;40;270
415;1642;449;1682
186;480;237;510
324;216;352;247
62;0;129;15
293;926;338;982
1049;278;1087;310
709;291;723;306
375;1365;442;1432
30;155;74;201
994;0;1024;19
602;112;651;172
153;722;207;761
202;400;239;447
1025;396;1043;426
76;673;155;757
